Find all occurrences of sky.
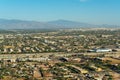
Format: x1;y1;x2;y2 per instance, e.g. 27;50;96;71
0;0;120;25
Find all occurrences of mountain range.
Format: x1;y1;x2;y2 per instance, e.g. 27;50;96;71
0;19;119;29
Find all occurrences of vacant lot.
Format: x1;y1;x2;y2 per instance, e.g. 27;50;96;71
102;57;120;64
109;72;120;80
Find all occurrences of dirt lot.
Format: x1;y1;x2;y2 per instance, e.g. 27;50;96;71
102;57;120;64
109;71;120;80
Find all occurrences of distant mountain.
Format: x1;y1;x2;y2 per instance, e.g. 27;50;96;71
0;19;119;29
48;19;97;28
48;20;120;28
0;19;57;29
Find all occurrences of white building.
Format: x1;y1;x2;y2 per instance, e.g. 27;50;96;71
95;48;112;52
89;48;112;53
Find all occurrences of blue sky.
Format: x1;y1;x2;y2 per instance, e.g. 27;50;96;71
0;0;120;25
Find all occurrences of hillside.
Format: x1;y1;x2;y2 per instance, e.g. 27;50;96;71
0;19;119;29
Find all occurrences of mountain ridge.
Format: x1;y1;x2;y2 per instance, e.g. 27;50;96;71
0;19;119;29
